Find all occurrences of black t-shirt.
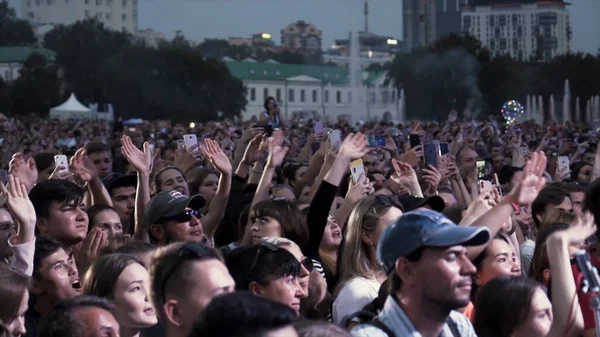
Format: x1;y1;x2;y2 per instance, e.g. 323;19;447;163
24;307;41;337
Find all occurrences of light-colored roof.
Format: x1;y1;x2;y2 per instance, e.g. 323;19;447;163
0;46;56;63
50;93;90;113
225;60;386;85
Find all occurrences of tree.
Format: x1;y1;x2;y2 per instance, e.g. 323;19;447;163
0;76;8;113
0;0;36;46
9;53;60;115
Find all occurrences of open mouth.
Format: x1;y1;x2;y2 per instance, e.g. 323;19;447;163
144;308;154;315
72;279;82;289
332;231;341;238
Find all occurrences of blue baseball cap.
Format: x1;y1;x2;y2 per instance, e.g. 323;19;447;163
377;209;491;274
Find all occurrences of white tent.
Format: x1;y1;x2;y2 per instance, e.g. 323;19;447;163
49;93;92;119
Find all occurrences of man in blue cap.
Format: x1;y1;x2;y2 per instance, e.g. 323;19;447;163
351;209;490;337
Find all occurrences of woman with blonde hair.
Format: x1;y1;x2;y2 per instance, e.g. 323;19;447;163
332;195;403;325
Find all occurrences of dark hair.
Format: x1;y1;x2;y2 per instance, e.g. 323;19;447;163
530;185;570;229
84;141;110;156
29;179;85;219
585;178;600;231
188;292;296;337
442;205;467;224
154;166;186;192
33;152;57;171
561;182;585;194
116;242;156;256
282;164;307;186
38;295;115;337
389;247;424;293
473;276;541;337
570;161;593;182
33;237;64;280
249;199;309;246
499;166;523;185
529;222;570;283
471;234;509;300
84;253;143;299
187;167;219;196
226;244;301;290
263;96;276;111
149;242;223;321
294;320;350;337
237;203;252;243
86;204;117;232
0;264;29;324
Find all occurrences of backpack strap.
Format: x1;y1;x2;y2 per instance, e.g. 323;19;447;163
446;316;460;337
368;317;396;337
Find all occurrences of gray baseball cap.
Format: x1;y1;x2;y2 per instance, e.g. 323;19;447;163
377;209;490;274
145;190;206;225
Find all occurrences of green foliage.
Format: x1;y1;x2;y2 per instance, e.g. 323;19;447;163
0;1;36;46
9;53;60;115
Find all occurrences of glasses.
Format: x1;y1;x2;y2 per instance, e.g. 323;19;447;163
159;209;201;223
248;242;280;281
161;242;210;301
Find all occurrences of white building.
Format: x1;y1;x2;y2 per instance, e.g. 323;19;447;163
22;0;138;33
462;1;570;61
225;60;400;123
134;29;166;48
0;46;56;82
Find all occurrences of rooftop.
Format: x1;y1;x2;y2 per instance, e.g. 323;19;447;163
0;46;57;63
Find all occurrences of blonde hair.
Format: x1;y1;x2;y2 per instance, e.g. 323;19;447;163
335;196;391;297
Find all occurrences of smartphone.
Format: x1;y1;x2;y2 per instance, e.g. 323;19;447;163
258;124;274;137
424;144;438;168
54;155;69;173
557;156;570;172
148;143;155;155
476;160;487;180
313;121;324;135
376;136;386;147
439;142;450;156
409;134;421;149
366;135;377;147
349;159;365;184
183;134;199;152
329;130;342;147
177;139;185;151
479;180;494;194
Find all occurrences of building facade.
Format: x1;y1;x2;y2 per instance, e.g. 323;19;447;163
403;0;465;51
325;31;402;69
280;20;322;53
225;60;400;123
462;1;570;61
22;0;138;33
0;46;56;82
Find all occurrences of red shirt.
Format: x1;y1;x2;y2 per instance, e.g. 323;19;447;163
570;255;600;329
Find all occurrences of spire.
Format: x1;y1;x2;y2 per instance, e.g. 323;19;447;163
364;0;369;33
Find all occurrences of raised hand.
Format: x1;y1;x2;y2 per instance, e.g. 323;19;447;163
70;148;95;183
508;151;547;205
121;136;152;174
48;165;75;181
266;136;289;169
242;134;265;165
338;133;368;160
174;143;201;172
548;212;596;249
346;172;374;203
72;227;108;274
391;158;418;187
201;139;232;175
0;175;36;242
8;152;38;192
241;123;264;142
422;164;442;195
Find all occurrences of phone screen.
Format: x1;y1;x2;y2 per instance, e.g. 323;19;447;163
439;142;450;156
409;134;420;149
476;160;487;180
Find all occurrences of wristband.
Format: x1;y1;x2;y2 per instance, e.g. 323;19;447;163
504;195;520;212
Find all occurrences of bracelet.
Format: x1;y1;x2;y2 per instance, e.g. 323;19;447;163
504;195;520;212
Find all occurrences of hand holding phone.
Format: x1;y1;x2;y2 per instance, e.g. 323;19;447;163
350;159;365;184
54;155;69;173
313;121;324;136
183;134;199;153
329;130;342;147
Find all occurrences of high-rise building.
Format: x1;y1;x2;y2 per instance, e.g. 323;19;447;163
280;20;322;52
22;0;138;33
403;0;465;51
462;1;570;61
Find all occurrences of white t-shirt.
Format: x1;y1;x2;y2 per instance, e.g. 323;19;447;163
332;277;380;324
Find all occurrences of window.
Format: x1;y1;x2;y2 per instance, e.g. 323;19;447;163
96;0;102;5
325;90;329;103
96;11;102;18
27;0;31;7
276;89;281;102
263;88;269;101
288;89;295;102
312;90;317;102
249;88;256;101
84;10;90;17
336;90;341;103
122;0;126;6
122;13;127;20
300;89;305;102
106;12;111;20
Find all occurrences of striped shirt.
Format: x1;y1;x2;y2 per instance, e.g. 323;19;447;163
350;296;477;337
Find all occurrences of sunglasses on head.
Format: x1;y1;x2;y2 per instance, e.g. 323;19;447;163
248;242;280;280
159;209;201;223
161;242;210;300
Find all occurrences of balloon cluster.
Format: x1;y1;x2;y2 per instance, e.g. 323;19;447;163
501;100;524;127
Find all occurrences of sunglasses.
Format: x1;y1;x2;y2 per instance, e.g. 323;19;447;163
248;242;280;281
159;209;201;223
161;242;210;300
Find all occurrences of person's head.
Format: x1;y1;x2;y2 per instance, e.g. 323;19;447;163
499;166;524;191
531;185;572;230
473;276;552;337
187;168;220;206
380;210;490;313
29;179;88;247
264;96;278;112
456;146;478;168
85;142;113;178
155;167;189;196
0;264;29;337
146;191;207;246
437;186;457;208
282;164;308;188
562;182;585;217
31;237;83;305
319;213;342;253
33;152;57;183
149;242;234;335
337;195;403;289
84;254;157;330
187;292;298;337
260;237;312;297
249;199;308;246
38;295;119;337
294;320;350;337
227;242;305;315
472;235;521;299
570;161;593;182
115;242;157;269
0;207;15;260
271;185;296;202
105;174;137;227
86;205;124;247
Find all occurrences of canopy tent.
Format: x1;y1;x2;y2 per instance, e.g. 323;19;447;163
49;93;92;119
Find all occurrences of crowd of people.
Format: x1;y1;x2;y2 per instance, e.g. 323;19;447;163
1;98;600;337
